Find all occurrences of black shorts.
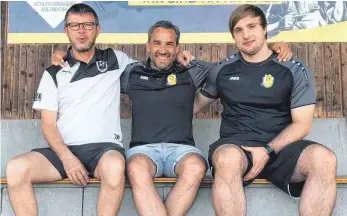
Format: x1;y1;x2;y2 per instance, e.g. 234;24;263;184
32;142;125;179
208;138;318;198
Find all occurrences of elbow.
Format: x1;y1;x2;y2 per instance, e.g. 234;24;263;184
302;122;312;137
41;120;56;135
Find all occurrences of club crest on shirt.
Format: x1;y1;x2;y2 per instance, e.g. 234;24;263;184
96;60;108;73
261;74;274;88
167;74;177;86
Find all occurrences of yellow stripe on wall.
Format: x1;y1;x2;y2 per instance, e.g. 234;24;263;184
7;21;347;44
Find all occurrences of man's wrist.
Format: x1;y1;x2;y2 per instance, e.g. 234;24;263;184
56;147;73;161
264;144;276;157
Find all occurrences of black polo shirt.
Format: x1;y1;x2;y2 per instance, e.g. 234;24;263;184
121;59;215;148
201;52;316;146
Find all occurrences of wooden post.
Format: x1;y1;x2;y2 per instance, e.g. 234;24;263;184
1;2;8;118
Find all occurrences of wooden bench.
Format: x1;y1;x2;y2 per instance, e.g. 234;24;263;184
2;177;347;185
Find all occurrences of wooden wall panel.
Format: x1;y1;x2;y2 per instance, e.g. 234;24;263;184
17;45;36;119
1;43;347;119
308;43;326;118
341;43;347;117
324;43;343;117
2;45;20;119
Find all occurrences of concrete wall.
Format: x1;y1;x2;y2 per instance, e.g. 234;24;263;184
2;119;347;176
1;119;347;215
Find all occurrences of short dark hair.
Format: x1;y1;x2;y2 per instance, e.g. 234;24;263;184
229;4;267;37
148;20;180;44
64;3;99;26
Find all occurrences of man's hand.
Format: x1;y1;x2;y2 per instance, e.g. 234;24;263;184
177;50;195;66
52;50;67;67
241;146;270;181
61;154;89;186
270;42;293;62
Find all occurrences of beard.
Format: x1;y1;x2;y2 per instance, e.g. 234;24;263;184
150;53;176;70
239;39;265;57
69;36;96;53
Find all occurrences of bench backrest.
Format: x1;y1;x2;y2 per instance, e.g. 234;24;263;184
1;119;346;176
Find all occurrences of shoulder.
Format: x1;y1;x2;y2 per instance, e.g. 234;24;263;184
44;65;62;87
96;48;118;60
123;61;146;74
188;60;215;68
46;65;62;75
214;53;241;72
272;56;309;74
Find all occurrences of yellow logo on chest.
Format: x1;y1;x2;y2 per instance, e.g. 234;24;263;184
167;74;177;86
261;74;274;88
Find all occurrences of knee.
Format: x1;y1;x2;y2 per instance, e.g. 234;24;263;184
6;156;31;185
126;154;153;180
98;154;125;182
309;144;337;173
212;145;246;172
178;154;207;179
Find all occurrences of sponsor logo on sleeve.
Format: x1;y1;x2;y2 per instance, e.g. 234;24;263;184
34;93;42;102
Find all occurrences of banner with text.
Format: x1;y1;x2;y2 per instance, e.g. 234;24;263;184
7;1;347;43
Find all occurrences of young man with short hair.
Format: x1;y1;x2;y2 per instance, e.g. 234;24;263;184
195;5;337;216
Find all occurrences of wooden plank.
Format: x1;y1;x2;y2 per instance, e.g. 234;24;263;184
324;43;343;117
18;45;36;119
1;2;8;118
341;43;347;117
195;44;211;62
183;44;196;58
1;2;8;88
2;176;347;185
2;45;20;119
227;44;237;56
122;44;136;60
290;43;308;65
308;43;326;118
34;44;52;119
134;44;147;62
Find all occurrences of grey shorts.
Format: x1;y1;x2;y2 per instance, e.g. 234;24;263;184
126;143;208;177
32;142;125;179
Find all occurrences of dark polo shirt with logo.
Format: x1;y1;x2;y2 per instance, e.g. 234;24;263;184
201;52;316;146
121;59;215;148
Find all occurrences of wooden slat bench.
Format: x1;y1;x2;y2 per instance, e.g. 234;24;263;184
2;177;347;185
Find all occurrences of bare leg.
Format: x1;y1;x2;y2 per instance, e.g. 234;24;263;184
291;144;337;216
211;144;249;216
6;152;62;216
165;153;207;216
93;150;126;216
127;154;167;216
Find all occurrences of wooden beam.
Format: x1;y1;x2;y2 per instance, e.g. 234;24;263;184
2;177;347;185
1;1;8;117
